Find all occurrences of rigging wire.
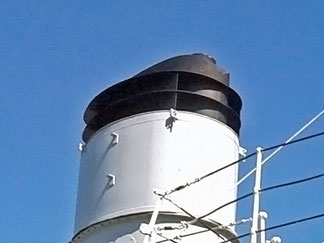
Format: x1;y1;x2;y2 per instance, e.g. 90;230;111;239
257;213;324;233
164;130;324;197
192;192;254;223
154;111;324;242
261;172;324;192
156;171;324;240
164;152;257;196
154;171;324;242
155;172;324;242
157;212;324;243
155;218;251;243
196;172;324;221
219;213;324;243
157;193;226;240
155;230;178;243
263;131;324;152
236;109;324;187
154;130;324;241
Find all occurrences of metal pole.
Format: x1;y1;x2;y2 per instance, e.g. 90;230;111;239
141;197;163;243
259;211;268;243
250;147;263;243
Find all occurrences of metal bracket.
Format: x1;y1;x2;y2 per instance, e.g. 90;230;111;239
239;146;247;158
139;223;151;236
165;108;178;132
170;108;178;119
106;174;116;186
78;142;85;152
111;132;119;145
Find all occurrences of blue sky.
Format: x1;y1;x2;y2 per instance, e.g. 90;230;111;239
1;1;323;242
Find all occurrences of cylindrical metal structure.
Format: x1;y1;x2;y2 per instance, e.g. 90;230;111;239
72;54;243;243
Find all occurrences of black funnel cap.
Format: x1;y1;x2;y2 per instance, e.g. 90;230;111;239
82;53;242;142
135;53;229;86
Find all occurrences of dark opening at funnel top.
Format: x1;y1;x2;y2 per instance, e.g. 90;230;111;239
82;53;242;142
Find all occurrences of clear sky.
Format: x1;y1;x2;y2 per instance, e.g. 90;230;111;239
1;1;323;242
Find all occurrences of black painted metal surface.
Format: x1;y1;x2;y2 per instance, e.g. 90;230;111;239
82;53;242;142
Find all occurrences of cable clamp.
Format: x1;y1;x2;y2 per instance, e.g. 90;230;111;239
153;188;167;197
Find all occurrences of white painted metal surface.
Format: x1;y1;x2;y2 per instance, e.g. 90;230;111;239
259;211;268;243
73;111;240;242
250;147;263;243
72;213;238;243
270;236;282;243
